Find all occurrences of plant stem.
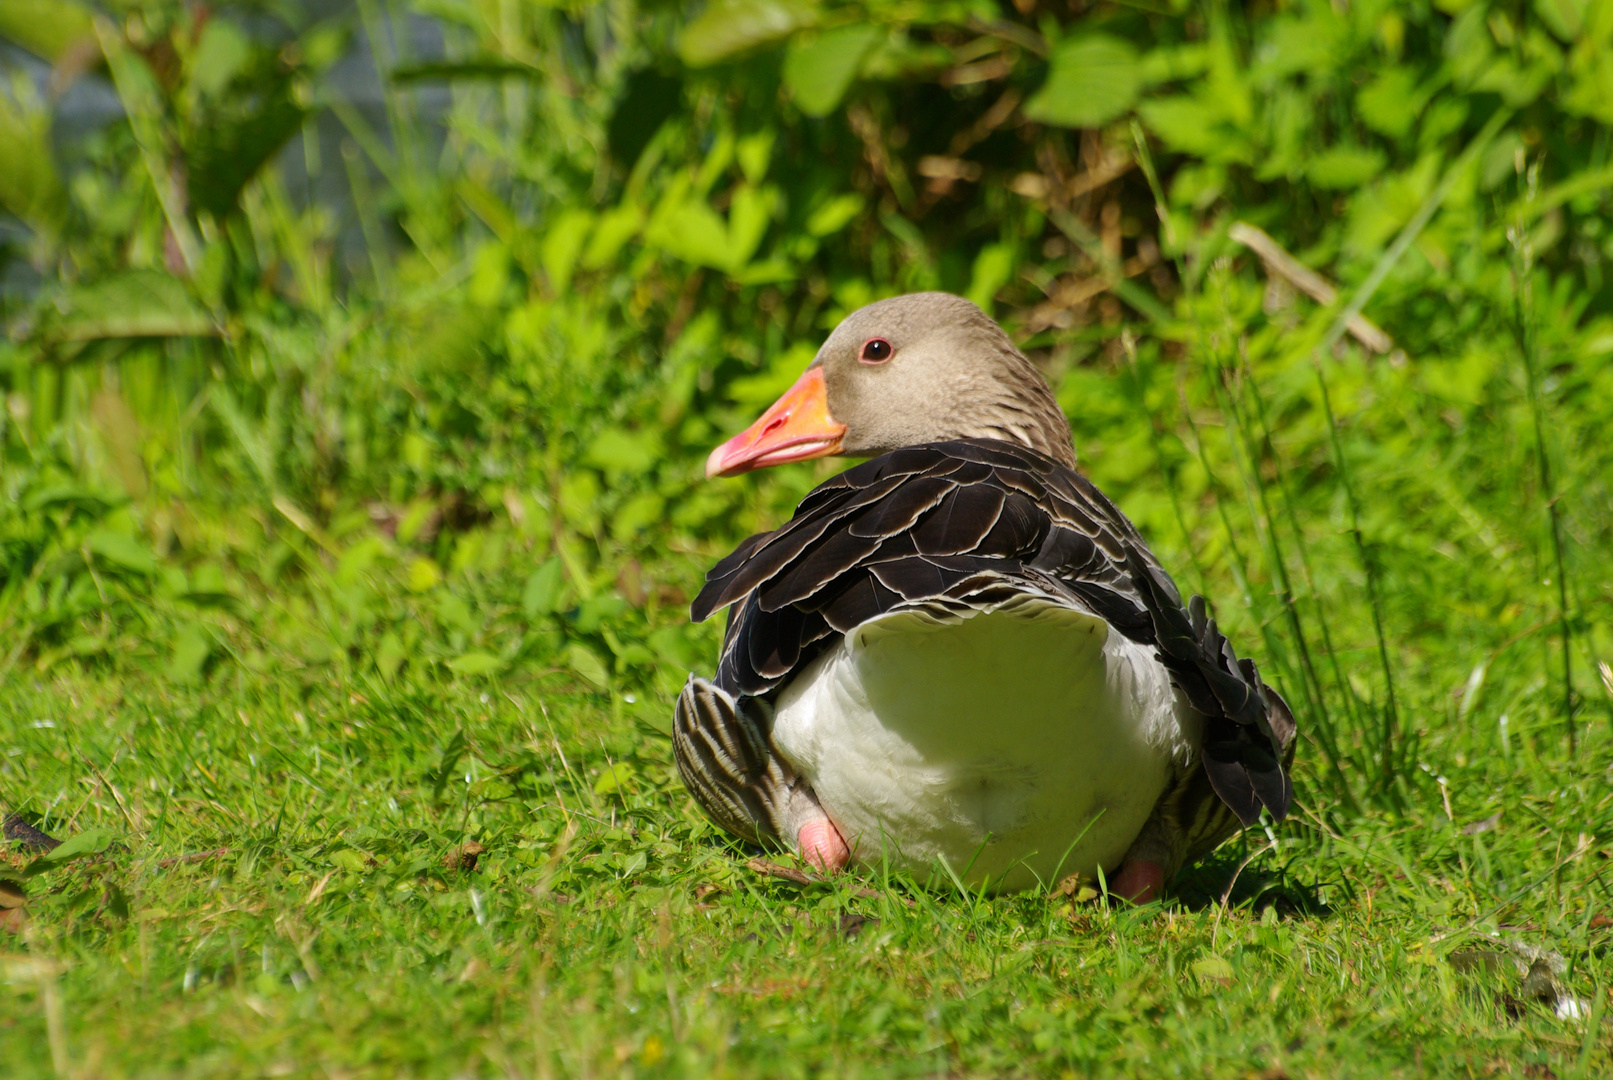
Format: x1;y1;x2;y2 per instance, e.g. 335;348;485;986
1508;171;1576;754
1306;105;1513;785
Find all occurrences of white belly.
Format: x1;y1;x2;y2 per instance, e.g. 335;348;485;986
771;600;1198;892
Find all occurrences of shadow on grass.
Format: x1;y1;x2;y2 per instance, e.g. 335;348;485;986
1169;849;1336;919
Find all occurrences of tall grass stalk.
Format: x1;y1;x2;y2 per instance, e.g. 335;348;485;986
1131;123;1354;801
1177;395;1294;694
1214;359;1356;808
1241;372;1368;740
1311;369;1400;785
1507;164;1577;754
1306;106;1514;785
1118;333;1209;597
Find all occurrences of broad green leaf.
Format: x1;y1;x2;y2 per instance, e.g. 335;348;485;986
447;652;504;676
84;530;157;575
566;643;611;688
1534;0;1587;42
470;776;516;800
728;342;816;406
585;428;661;474
593;762;637;794
167;624;212;684
805;193;863;236
1472;56;1553;108
726;185;777;269
184;71;308;220
1564;50;1613;123
1137;43;1210;85
1139;97;1252;163
966;243;1016;313
407;558;443;593
0;0;94;61
1191;955;1235;985
784;24;880;117
572;594;627;634
39;271;217;342
611;493;666;541
736;130;776;183
582;203;645;268
0;83;62;231
376;631;406;680
678;0;818;67
649;199;733;270
1254;13;1348;80
1445;8;1497;89
189;20;251;97
1357;69;1429;140
523;558;568;616
541;209;593;293
30;828;116;870
1026;35;1141;130
329;849;374;873
1307;144;1387;189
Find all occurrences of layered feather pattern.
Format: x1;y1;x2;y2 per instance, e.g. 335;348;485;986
690;438;1296;828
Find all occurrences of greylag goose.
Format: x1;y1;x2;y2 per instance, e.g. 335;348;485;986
673;293;1295;900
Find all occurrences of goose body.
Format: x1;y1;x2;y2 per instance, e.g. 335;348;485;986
773;600;1197;889
674;294;1296;898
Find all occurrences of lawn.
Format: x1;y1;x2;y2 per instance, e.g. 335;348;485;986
2;621;1610;1077
4;0;1613;1074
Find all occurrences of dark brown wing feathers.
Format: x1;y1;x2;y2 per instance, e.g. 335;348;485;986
692;438;1296;826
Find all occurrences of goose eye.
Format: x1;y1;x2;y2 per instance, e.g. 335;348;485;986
859;338;893;364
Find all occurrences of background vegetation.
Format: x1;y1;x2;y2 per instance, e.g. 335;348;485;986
1;0;1611;1074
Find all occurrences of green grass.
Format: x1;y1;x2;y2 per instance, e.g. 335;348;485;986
3;628;1610;1078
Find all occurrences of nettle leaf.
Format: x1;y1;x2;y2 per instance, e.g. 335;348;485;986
189;20;252;98
1357;68;1432;140
1533;0;1587;43
649;198;733;269
447;652;504;676
84;529;157;575
167;623;213;684
805;192;863;237
0;0;94;63
1139;96;1253;163
678;0;818;67
541;209;593;293
1307;144;1387;189
523;558;568;616
593;762;637;795
185;75;308;220
1025;34;1141;130
585;428;661;474
566;643;611;688
38;271;217;342
784;24;881;117
28;828;116;874
0;84;63;231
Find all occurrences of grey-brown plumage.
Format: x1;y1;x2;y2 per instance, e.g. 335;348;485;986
674;292;1297;884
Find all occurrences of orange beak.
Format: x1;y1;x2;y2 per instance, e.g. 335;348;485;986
706;366;848;478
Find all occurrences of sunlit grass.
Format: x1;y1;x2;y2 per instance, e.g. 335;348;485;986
2;605;1610;1078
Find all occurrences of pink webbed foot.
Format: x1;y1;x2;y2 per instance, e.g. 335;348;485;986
1110;859;1165;904
797;817;850;873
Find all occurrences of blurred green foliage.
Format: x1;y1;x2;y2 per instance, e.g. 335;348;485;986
1;0;1610;816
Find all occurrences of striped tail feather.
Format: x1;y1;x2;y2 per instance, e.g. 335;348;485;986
672;676;830;851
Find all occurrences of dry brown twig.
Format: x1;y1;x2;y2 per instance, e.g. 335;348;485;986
1228;222;1394;354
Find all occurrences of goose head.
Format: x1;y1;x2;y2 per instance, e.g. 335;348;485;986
705;292;1075;478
